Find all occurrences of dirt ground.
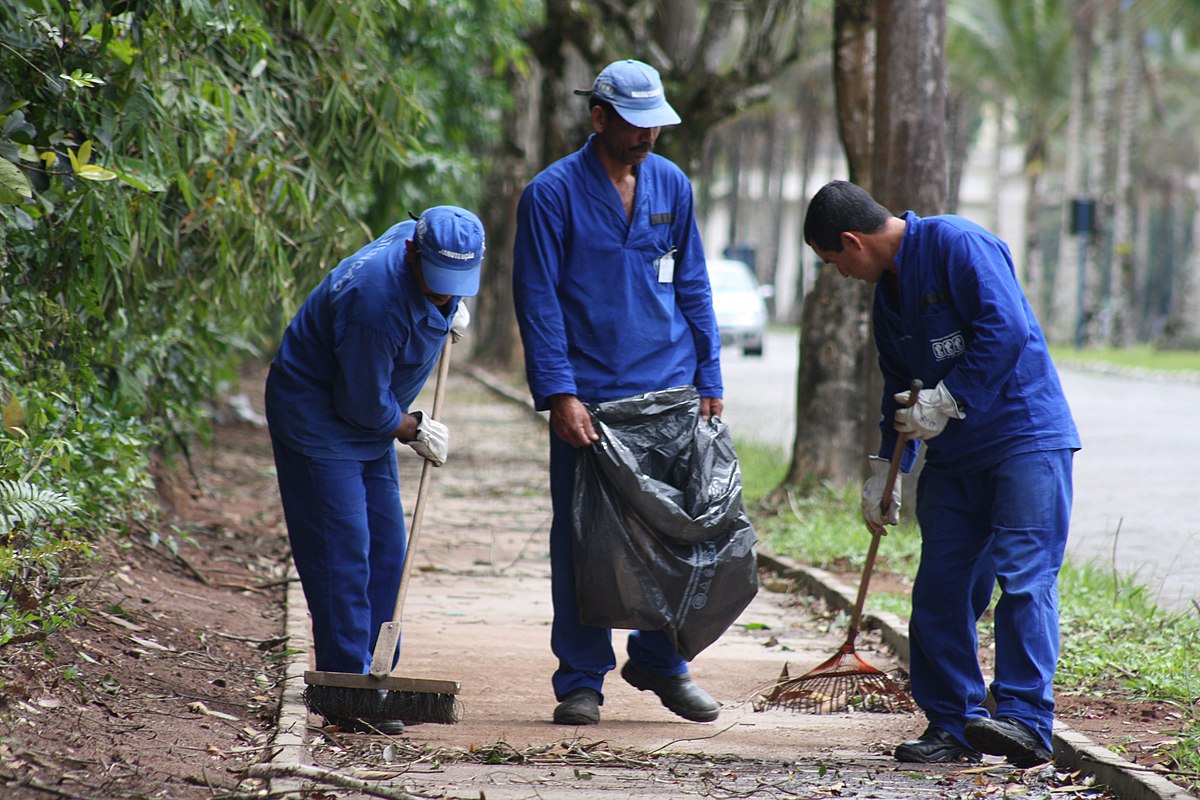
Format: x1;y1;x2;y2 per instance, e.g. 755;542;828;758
0;363;1189;799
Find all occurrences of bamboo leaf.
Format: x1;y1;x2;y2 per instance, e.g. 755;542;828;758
0;158;32;204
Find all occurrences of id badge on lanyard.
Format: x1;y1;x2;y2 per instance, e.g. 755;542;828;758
656;247;676;283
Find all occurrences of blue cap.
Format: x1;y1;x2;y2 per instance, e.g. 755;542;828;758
414;206;485;297
575;59;681;128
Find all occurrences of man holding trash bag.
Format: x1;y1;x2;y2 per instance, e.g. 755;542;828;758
513;58;737;726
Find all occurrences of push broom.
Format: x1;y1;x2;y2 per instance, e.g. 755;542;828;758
760;380;921;715
303;337;461;725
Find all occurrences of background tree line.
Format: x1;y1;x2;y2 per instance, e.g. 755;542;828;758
2;0;1199;639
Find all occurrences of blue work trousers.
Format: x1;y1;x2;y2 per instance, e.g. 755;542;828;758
549;431;687;701
911;448;1073;752
271;435;407;674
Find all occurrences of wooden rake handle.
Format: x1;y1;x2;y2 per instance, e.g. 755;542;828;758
369;336;453;679
847;378;922;639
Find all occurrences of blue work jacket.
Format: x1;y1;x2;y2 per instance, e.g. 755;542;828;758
876;212;1080;474
265;221;456;459
513;136;722;411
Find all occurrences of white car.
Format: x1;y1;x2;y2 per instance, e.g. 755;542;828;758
707;257;770;357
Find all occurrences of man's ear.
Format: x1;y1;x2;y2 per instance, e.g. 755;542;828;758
840;231;865;252
590;104;607;133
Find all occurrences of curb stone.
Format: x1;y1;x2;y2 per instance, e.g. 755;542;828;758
266;360;1197;800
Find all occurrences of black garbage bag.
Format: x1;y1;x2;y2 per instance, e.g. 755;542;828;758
571;385;758;660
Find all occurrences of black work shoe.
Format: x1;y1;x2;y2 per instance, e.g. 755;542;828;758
964;716;1053;768
620;662;720;722
553;688;601;725
894;726;982;763
325;716;405;736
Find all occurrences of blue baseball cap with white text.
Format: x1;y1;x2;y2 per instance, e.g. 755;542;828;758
414;206;485;297
574;59;681;128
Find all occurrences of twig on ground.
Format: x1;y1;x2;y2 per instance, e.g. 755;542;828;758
244;763;428;799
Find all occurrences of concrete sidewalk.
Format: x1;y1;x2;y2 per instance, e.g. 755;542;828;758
266;366;1194;800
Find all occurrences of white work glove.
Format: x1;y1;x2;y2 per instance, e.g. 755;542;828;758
450;303;470;343
407;411;449;467
861;455;901;528
894;380;965;441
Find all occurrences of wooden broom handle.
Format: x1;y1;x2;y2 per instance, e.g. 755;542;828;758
394;337;452;615
847;378;922;638
369;336;453;678
881;378;922;518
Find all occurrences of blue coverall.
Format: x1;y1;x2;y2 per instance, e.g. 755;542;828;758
512;135;723;702
265;220;458;674
875;211;1080;753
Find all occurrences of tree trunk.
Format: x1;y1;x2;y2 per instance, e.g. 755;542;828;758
1083;0;1119;346
781;0;875;495
872;0;947;216
1107;8;1141;347
1162;182;1200;348
471;60;543;372
1050;0;1095;345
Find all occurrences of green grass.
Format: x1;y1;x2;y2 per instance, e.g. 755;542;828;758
735;425;1200;790
1051;344;1200;374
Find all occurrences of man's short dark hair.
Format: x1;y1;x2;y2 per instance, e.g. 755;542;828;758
589;97;619;120
804;180;891;252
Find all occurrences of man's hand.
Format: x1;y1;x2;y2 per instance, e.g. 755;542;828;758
861;455;901;532
700;396;724;420
894;381;965;440
407;411;449;466
450;303;470;343
549;394;598;447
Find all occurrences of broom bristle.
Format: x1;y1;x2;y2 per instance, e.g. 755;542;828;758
303;684;460;725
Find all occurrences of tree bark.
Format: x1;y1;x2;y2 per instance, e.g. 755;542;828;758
1050;0;1095;345
782;0;876;494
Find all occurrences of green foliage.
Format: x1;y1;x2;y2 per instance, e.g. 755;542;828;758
0;479;77;535
1057;563;1200;706
734;438;788;506
0;0;532;644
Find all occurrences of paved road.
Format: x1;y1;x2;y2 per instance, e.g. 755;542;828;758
720;330;1200;611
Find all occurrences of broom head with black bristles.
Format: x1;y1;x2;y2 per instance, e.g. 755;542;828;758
303;670;460;725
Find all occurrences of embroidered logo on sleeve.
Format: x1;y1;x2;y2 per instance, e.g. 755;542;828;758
932;331;966;361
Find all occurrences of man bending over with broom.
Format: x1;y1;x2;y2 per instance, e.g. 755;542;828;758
265;206;485;735
803;180;1079;768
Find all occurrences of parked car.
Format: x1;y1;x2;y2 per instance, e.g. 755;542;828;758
707;257;771;357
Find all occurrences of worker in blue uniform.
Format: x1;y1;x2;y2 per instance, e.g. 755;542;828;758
512;59;724;726
803;180;1079;768
265;206;484;733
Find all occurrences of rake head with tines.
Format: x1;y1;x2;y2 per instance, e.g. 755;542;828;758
758;641;914;714
759;380;923;716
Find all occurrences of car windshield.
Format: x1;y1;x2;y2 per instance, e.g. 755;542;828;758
709;263;757;292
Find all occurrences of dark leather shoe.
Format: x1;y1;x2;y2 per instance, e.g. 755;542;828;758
894;726;981;763
325;716;405;735
553;688;600;725
620;662;719;722
964;716;1053;768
